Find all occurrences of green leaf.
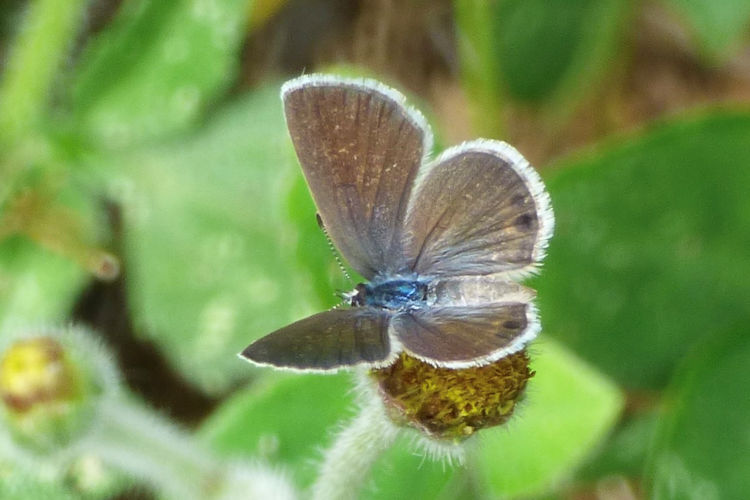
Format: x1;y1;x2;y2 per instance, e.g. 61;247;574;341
495;0;629;104
537;111;750;389
476;339;623;498
456;0;629;115
363;437;465;500
286;173;350;309
114;85;318;392
664;0;750;61
647;324;750;499
0;238;86;331
71;0;248;148
575;411;659;483
0;467;79;500
200;373;354;488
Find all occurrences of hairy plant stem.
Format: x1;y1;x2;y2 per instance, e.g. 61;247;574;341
1;326;297;499
82;395;297;500
81;396;221;500
311;399;400;500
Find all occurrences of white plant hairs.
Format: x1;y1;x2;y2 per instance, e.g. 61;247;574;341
311;374;401;500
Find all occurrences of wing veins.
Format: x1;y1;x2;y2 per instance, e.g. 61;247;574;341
411;203;452;272
388;119;420;264
435;232;534;261
411;173;478;271
408;313;450;346
368;98;387;228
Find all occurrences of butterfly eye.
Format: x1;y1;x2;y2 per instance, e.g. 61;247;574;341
350;283;367;307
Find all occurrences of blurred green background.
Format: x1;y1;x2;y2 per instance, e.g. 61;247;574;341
1;0;749;498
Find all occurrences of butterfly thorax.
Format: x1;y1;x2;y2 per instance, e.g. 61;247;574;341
350;278;429;310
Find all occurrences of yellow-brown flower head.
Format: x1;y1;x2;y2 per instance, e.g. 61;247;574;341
371;350;533;441
0;336;92;450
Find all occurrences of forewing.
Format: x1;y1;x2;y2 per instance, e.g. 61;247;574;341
240;308;393;371
283;75;431;279
404;140;553;277
392;303;538;368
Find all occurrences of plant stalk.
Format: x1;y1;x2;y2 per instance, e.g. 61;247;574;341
311;399;399;500
0;0;88;146
454;0;506;138
82;396;219;500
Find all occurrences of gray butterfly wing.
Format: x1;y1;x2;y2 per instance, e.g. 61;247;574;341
403;140;553;278
430;274;537;307
282;76;431;279
391;302;538;368
240;308;393;371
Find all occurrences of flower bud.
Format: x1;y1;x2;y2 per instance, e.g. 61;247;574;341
371;350;533;441
0;328;114;452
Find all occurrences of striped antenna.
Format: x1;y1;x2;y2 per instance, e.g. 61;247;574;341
317;213;353;284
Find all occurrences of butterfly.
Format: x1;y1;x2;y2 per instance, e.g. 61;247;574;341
240;75;554;372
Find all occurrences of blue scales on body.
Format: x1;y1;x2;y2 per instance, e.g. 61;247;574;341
351;278;429;310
